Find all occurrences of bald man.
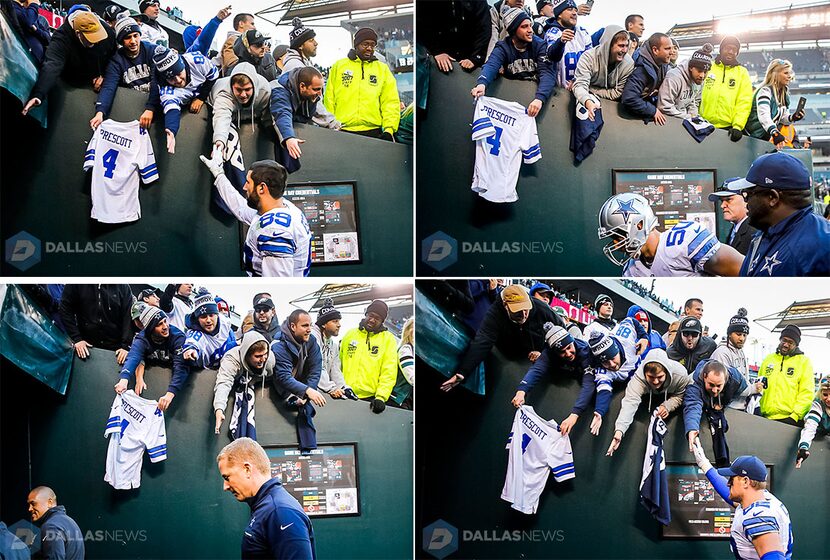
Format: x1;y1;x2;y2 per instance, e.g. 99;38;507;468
26;486;84;559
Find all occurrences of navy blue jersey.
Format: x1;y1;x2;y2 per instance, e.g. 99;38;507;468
741;206;830;276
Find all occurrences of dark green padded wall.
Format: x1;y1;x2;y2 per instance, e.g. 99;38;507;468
416;352;829;559
1;85;412;276
416;67;774;276
1;350;413;559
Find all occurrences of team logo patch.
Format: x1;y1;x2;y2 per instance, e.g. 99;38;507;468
346;340;358;358
342;70;353;87
369;75;378;85
786;367;795;376
370;345;379;355
729;78;736;87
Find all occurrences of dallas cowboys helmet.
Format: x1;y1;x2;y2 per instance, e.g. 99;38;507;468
597;193;658;267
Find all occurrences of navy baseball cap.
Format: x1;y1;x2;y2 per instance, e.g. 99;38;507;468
716;455;767;482
725;152;811;192
708;183;740;202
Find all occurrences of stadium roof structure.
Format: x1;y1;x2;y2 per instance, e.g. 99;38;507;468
755;298;830;336
668;2;830;48
257;0;412;26
290;283;412;312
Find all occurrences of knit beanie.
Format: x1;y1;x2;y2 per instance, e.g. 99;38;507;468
689;43;714;71
720;35;741;53
589;331;619;362
780;324;801;346
353;27;378;46
366;299;389;321
289;17;315;49
152;46;185;80
726;308;750;335
115;15;142;44
316;298;342;326
544;322;574;351
552;0;577;19
140;306;167;333
192;289;219;318
503;7;530;35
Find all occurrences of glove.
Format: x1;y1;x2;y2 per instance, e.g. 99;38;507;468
796;448;809;464
691;439;713;472
381;130;395;142
199;154;224;179
770;129;786;145
729;127;743;142
791;109;805;122
343;388;359;401
370;398;386;414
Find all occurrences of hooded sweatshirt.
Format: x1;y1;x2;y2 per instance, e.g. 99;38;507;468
620;42;669;119
614;349;690;437
667;330;717;374
208;62;274;145
340;320;400;400
572;24;634;105
270;320;323;399
269;69;341;144
281;48;314;74
682;358;748;434
214;330;276;412
120;320;189;395
477;34;555;102
657;59;703;119
625;305;665;352
758;348;814;422
310;323;349;393
699;56;753;129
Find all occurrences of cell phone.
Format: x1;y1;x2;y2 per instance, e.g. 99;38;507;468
586;0;595;7
796;96;806;114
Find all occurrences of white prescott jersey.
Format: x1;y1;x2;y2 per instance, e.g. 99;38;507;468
471;96;541;203
730;491;793;560
83;120;158;223
623;220;721;277
543;25;594;86
159;52;218;114
502;406;575;514
184;317;238;369
104;390;167;489
583;320;616;342
595;334;641;391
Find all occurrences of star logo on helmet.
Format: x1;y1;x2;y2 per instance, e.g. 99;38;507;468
612;198;637;224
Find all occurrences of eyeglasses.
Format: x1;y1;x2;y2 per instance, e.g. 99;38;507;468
741;187;773;201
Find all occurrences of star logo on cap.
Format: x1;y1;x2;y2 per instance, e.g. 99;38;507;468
759;251;782;276
612;199;637;224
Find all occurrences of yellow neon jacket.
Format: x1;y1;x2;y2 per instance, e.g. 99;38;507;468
699;60;753;130
758;350;815;422
323;52;401;133
340;326;399;400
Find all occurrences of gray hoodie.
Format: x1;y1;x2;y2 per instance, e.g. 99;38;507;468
657;59;702;119
282;48;313;74
208;62;275;146
213;330;275;412
572;25;635;106
310;323;350;393
614;348;691;437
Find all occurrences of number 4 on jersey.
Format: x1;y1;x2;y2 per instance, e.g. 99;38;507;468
102;149;119;179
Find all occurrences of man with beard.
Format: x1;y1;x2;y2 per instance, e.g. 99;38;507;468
182;290;239;369
658;43;713;119
668;316;716;374
91;15;159;130
572;25;634;121
208;62;276;161
269;66;341;161
700;35;753;142
116;306;189;411
725;152;830;276
251;295;279;342
226;29;277;81
621;32;673;124
199;157;312;277
710;309;761;410
511;323;597;436
758;325;815;426
325;27;401;139
282;17;318;73
472;8;554;117
441;285;564;392
341;300;401;413
583;293;616;341
543;0;597;89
